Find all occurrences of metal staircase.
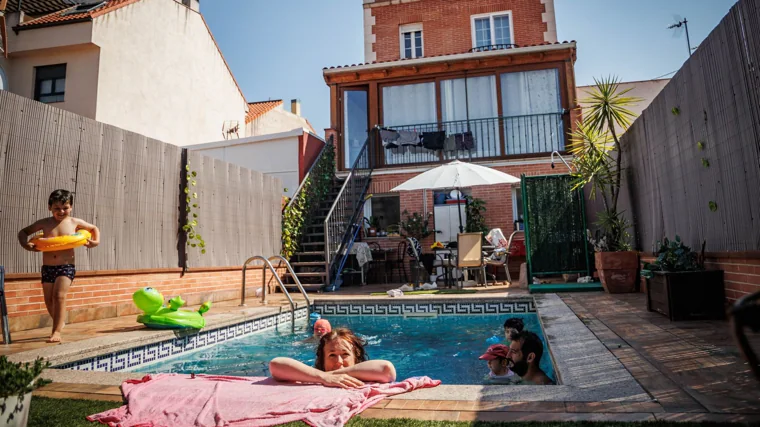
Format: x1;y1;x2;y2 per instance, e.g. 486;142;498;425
286;131;375;292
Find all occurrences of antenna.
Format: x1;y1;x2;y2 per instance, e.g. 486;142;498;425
668;16;692;57
221;120;240;140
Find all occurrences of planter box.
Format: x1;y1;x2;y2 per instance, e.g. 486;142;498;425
595;251;639;293
1;392;32;427
646;270;725;321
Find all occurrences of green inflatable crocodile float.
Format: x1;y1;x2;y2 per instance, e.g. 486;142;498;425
133;287;211;329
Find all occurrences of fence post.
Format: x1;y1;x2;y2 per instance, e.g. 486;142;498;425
0;266;11;344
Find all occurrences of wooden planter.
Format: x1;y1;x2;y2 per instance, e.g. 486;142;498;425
595;251;639;293
646;270;726;321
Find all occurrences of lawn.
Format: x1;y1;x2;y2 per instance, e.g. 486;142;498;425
30;396;740;427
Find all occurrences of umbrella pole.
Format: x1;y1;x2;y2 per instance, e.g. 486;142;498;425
457;187;464;233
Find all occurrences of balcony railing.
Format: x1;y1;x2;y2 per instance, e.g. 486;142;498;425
378;112;565;167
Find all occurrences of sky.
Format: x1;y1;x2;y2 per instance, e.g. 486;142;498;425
202;0;737;136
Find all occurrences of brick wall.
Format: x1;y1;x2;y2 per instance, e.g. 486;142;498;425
369;0;549;62
4;267;285;333
641;255;759;304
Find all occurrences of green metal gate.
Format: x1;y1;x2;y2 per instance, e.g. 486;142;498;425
521;174;591;280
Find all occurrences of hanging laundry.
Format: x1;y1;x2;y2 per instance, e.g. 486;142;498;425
397;130;421;146
444;134;457;152
380;129;400;148
455;131;475;150
421;131;446;150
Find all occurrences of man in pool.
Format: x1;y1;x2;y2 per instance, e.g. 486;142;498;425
270;328;396;388
303;319;332;343
503;317;524;342
506;330;554;385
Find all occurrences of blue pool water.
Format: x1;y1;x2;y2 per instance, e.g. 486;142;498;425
135;313;555;385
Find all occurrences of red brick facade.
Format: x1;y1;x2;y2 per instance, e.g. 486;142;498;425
367;0;552;62
4;267;285;332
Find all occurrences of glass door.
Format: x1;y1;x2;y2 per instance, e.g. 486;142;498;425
343;88;369;169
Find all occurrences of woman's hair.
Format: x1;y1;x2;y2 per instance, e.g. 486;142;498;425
315;328;368;371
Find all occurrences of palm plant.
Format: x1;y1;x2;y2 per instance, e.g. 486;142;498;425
571;76;642;251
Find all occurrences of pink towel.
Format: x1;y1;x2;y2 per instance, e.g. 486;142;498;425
87;374;440;427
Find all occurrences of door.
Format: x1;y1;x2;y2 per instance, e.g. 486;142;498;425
342;88;369;169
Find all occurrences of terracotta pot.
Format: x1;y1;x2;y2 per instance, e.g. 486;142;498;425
595;251;638;293
367;227;377;238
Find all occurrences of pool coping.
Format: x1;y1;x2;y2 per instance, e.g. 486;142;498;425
11;294;651;403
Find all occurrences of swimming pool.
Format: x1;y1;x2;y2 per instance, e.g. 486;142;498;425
133;313;555;385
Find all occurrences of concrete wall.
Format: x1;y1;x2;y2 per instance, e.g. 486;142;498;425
6;44;101;118
92;0;247;145
187;129;304;197
246;105;312;137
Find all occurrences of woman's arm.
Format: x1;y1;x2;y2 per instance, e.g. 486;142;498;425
269;357;365;388
332;360;396;383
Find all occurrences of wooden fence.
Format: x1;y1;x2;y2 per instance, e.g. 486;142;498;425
619;0;760;253
0;90;282;274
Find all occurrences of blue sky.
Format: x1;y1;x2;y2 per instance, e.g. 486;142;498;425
202;0;736;135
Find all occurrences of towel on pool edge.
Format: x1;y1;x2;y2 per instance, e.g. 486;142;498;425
87;374;440;427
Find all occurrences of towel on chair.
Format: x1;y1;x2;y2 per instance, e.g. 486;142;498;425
87;373;440;427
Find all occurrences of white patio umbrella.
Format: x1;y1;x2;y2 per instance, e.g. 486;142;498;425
391;160;520;233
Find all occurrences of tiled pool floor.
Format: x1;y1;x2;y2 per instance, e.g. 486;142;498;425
6;286;760;423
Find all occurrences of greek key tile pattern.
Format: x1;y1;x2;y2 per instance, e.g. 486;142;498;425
313;300;535;316
55;308;308;372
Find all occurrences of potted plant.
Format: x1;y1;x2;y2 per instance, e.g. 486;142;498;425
641;236;725;321
399;210;437;241
571;76;643;293
367;216;379;238
1;356;50;427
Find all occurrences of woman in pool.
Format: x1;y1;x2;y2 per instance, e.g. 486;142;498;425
270;328;396;388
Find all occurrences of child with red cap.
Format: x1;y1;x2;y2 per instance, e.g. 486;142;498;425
479;344;515;381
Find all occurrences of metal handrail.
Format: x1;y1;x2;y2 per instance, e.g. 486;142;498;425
240;255;296;333
323;132;374;287
0;266;10;344
268;255;310;320
284;135;333;212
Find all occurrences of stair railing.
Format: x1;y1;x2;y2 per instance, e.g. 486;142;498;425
282;136;335;260
323;130;376;288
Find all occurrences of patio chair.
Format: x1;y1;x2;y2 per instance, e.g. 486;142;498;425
456;232;488;287
367;242;388;284
406;237;427;288
484;229;524;285
389;240;408;284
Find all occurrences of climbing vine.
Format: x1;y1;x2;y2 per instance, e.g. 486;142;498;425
281;140;335;259
182;163;206;254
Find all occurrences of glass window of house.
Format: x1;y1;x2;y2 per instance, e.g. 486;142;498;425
34;64;67;103
381;81;438;165
0;65;7;91
471;12;512;49
365;194;401;232
500;68;562;155
399;23;423;59
440;75;499;159
343;89;369;169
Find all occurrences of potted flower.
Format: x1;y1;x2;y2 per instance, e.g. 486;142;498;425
641;236;725;321
1;356;50;427
571;76;642;293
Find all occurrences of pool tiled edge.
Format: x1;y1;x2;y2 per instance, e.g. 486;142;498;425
312;298;535;316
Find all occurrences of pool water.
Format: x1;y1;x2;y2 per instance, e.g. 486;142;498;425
135;313;556;385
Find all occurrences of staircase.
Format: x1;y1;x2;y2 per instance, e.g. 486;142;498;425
284;131;376;292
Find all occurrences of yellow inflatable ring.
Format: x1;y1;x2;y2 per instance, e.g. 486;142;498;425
31;230;92;252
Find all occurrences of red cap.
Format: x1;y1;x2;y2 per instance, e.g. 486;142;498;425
478;344;509;360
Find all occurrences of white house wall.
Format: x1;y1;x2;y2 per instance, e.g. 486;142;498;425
189;133;300;197
246;106;312;137
92;0;247;145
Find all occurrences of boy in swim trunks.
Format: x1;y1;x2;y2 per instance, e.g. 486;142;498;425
17;189;100;343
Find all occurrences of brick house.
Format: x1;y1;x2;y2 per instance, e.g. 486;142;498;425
321;0;577;272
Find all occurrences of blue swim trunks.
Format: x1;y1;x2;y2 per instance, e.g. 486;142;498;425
41;264;76;283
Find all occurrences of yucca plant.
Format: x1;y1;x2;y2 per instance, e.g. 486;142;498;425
571;76;642;251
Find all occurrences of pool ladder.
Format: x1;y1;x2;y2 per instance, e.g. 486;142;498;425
240;255;310;333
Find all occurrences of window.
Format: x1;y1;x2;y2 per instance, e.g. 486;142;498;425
440;75;499;158
363;194;401;232
500;68;563;155
512;188;524;231
471;12;513;49
381;81;438;165
0;65;7;92
399;23;423;59
34;64;66;103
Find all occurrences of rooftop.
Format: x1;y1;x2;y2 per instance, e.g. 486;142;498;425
245;100;283;124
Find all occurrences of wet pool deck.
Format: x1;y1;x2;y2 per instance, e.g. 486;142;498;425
3;284;760;423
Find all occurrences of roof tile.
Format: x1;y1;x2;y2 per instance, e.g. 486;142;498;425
246;100;282;124
18;0;141;28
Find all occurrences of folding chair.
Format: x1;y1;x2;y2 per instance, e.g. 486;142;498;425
484;229;524;285
456;232;488;287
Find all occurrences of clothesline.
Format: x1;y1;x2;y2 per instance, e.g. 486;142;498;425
379;127;475;152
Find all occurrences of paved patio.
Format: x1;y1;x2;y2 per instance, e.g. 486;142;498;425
4;285;760;423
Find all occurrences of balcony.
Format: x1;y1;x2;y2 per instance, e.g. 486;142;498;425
376;112;566;168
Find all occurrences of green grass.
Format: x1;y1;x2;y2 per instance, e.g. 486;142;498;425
30;397;744;427
370;289;477;296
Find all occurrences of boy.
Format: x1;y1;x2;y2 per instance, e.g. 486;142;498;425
478;344;515;381
503;317;524;341
18;189;100;343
